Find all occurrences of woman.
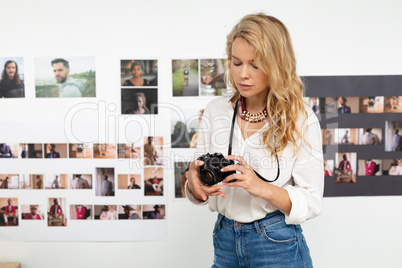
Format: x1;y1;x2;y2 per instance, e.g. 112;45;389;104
125;92;150;114
186;14;323;267
123;61;152;86
0;60;25;98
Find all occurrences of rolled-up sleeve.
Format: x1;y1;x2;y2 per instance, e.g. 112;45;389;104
284;112;324;225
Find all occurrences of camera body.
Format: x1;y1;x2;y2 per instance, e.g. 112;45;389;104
197;153;235;186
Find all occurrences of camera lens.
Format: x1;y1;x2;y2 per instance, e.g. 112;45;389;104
201;170;216;186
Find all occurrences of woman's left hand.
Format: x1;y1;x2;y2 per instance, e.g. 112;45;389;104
221;155;265;198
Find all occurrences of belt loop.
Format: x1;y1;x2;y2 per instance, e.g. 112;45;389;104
216;213;224;230
254;219;262;234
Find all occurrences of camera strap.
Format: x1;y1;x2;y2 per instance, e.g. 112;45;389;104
229;99;280;183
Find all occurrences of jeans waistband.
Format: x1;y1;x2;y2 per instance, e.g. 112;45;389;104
217;210;285;232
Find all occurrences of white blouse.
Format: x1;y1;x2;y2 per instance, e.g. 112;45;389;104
186;96;324;225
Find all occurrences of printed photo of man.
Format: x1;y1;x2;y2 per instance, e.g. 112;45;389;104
35;57;96;98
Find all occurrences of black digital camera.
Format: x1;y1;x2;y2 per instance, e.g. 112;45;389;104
197;153;236;186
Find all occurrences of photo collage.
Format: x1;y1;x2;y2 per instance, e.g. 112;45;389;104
0;136;166;228
304;75;402;196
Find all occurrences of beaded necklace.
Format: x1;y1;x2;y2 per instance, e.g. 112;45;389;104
239;96;268;123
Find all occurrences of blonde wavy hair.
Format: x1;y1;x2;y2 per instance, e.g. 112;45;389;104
225;13;307;156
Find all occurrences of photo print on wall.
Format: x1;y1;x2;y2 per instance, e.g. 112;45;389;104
21;204;44;221
94;205;117;220
174;161;190;198
382;159;402;175
385;121;402;152
172;59;199;97
70;205;93;220
200;59;227;96
121;59;158;115
335;152;357;183
384;96;402;113
0;57;25;98
0;143;18;158
69;143;93;158
0;198;18;226
358;159;382;176
121;88;158;114
44;174;68;189
144;167;163;196
121;60;158;87
95;167;115;197
118;174;142;190
35;57;96;98
0;174;19;189
48;197;67;227
171;106;204;148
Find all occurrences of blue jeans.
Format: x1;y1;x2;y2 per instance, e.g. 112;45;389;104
212;211;313;268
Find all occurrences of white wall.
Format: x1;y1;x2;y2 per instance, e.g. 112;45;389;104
0;0;402;267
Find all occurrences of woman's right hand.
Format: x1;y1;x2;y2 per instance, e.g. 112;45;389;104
186;159;226;201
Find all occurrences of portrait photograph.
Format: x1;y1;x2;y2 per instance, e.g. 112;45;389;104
324;160;334;177
384;96;402;113
359;96;384;113
70;205;92;220
47;197;67;226
335;128;359;145
93;143;117;159
118;205;142;220
335;152;357;183
143;136;163;166
308;97;323;115
121;88;158;114
384;121;402;152
143;204;165;220
172;59;199;97
358;159;382;176
117;143;141;159
0;174;19;189
171;106;204;148
358;128;382;145
19;143;28;159
144;167;163;196
27;143;43;159
44;173;68;189
94;205;117;220
118;174;141;190
337;97;359;114
69;143;93;158
0;57;25;98
0;198;19;226
95;168;115;197
200;59;227;96
35;56;96;98
20;174;44;189
121;60;158;87
174;161;190;198
44;143;68;158
0;143;18;158
21;204;44;220
322;129;335;146
69;174;92;190
322;97;338;114
382;159;402;176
